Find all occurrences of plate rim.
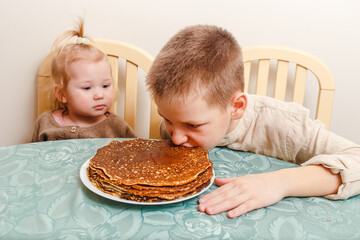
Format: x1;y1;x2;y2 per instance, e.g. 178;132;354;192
79;158;215;205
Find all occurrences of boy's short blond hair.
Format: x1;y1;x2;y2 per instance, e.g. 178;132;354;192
147;25;244;109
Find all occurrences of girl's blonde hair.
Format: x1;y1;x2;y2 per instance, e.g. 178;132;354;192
51;17;113;110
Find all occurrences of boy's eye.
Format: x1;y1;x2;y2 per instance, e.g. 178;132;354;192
188;124;200;128
83;87;91;90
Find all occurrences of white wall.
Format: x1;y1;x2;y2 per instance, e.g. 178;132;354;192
0;0;359;146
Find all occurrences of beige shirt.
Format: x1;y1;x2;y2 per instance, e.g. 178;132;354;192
217;94;360;200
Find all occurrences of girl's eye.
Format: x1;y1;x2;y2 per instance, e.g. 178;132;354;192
103;84;109;88
83;87;91;90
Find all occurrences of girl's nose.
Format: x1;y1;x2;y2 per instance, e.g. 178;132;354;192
93;88;104;100
171;128;188;146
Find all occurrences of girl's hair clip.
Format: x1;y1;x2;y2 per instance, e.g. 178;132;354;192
76;37;90;45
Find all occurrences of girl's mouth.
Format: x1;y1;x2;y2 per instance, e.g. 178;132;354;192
94;105;105;110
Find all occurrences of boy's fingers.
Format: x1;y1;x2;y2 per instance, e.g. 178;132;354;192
199;185;234;209
200;178;238;202
214;177;237;186
227;200;257;218
204;193;250;215
199;186;250;215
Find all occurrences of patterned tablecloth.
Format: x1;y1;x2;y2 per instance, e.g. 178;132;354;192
1;138;359;239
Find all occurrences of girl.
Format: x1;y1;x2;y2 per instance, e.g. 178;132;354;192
31;18;135;142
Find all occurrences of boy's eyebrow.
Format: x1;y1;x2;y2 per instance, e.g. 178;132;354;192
157;110;206;126
157;111;170;122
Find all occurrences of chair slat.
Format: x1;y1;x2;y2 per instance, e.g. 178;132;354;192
242;46;335;130
124;60;138;130
107;56;119;113
244;61;251;92
274;60;289;101
256;59;270;95
37;76;53;115
316;89;335;128
292;65;307;105
149;99;162;139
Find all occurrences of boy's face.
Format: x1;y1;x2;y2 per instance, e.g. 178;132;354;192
156;95;239;150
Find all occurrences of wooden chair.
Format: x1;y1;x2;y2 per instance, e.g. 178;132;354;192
242;46;335;129
37;38;162;139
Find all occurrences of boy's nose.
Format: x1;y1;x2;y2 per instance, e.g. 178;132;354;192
171;129;188;146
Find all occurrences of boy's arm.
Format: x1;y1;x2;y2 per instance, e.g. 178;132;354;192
280;164;341;196
198;164;341;218
198;121;360;218
298;126;360;200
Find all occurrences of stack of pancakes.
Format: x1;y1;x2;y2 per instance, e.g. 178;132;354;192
87;139;213;202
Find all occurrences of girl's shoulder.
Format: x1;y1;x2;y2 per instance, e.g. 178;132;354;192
35;110;56;123
35;110;64;128
102;112;127;124
52;110;64;125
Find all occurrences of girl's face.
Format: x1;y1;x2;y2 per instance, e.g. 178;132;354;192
62;59;113;121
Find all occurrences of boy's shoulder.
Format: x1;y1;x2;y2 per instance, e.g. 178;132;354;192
245;93;313;129
248;94;309;115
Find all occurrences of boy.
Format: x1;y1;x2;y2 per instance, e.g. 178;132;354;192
146;25;360;218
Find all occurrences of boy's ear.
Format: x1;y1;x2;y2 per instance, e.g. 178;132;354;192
53;85;67;104
231;91;247;119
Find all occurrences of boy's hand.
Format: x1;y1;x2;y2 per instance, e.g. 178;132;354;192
198;172;286;218
198;165;341;218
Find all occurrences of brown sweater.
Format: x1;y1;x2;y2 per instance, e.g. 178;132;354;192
31;111;136;142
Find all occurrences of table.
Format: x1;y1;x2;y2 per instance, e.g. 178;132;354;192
1;138;360;239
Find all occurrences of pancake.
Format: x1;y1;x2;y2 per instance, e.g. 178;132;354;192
87;139;213;202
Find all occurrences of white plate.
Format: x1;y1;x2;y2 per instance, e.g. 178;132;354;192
79;159;215;205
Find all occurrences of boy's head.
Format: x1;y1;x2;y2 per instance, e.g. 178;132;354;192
147;25;247;150
147;24;244;109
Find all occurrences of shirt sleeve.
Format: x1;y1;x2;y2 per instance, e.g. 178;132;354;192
224;95;360;200
31;118;41;142
30;112;51;142
111;115;136;138
124;123;136;138
296;118;360;200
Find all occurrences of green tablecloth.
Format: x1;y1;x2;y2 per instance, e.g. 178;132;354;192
1;138;359;239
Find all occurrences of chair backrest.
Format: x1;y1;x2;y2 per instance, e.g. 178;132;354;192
37;38;162;139
242;46;335;129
